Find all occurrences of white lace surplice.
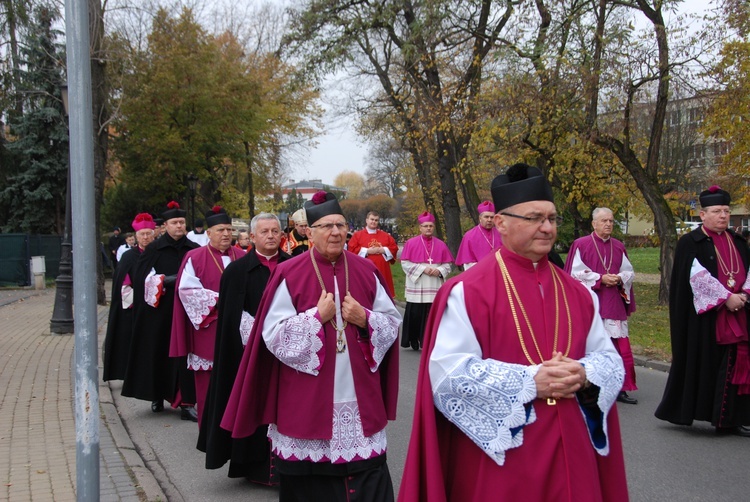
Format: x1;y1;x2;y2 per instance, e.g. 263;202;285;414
429;282;624;466
262;273;401;463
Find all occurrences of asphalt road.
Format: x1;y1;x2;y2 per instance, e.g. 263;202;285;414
111;352;750;502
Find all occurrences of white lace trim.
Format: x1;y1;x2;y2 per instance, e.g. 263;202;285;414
121;285;133;309
579;349;624;456
690;260;730;314
240;311;254;347
368;310;400;368
267;307;324;375
187;352;213;371
267;400;387;463
180;288;219;329
144;269;163;307
433;357;538;466
571;268;600;289
603;318;629;339
619;270;635;303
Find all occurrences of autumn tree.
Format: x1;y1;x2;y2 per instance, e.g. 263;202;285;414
282;0;519;255
703;5;750;205
107;6;319;225
334;170;366;200
364;138;407;198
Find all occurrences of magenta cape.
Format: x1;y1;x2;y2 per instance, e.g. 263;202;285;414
455;224;502;266
565;234;636;320
347;229;399;297
221;249;399;440
170;245;244;360
399;248;628;502
400;235;453;263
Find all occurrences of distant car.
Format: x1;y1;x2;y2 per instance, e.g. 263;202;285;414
676;221;700;234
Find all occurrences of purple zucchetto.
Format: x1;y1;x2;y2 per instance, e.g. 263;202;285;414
418;212;435;224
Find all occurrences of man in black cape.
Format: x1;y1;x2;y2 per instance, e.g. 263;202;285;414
121;201;199;420
655;186;750;436
103;213;156;381
197;213;290;482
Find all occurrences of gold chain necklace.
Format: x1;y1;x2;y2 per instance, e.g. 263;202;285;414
591;233;612;273
496;251;572;405
310;249;350;353
208;245;235;275
702;228;740;288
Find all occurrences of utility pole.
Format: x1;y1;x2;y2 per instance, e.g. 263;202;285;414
65;0;100;498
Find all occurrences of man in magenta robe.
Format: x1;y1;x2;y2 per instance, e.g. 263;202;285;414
221;191;402;501
455;200;502;270
400;163;628;502
348;210;399;298
565;207;638;405
170;206;244;426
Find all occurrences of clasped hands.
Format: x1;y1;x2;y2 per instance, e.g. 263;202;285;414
367;245;385;255
317;290;367;328
534;352;587;401
423;267;441;277
601;274;621;288
726;292;748;313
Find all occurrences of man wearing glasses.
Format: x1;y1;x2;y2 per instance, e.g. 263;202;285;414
656;186;750;437
401;163;627;501
223;191;402;501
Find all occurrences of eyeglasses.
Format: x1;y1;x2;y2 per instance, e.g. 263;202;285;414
501;212;563;226
310;222;347;232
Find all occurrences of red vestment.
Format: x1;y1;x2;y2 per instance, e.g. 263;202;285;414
399;248;628;502
348;229;399;297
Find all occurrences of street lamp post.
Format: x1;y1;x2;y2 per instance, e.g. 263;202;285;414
50;83;74;335
187;174;198;228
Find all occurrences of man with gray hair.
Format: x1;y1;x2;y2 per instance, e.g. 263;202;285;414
198;212;291;483
565;207;638;405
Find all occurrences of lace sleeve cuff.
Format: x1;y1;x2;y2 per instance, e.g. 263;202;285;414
239;311;254;347
690;259;730;314
433;356;538;466
144;269;164;308
179;288;219;329
357;309;400;371
121;285;134;309
266;307;324;375
579;350;625;455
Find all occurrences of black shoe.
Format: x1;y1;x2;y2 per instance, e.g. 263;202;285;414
716;426;750;437
181;405;198;422
151;400;164;412
616;392;638;405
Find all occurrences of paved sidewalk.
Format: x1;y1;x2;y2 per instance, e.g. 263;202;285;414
0;288;166;501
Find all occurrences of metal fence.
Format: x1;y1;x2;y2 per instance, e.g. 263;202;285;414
0;234;63;286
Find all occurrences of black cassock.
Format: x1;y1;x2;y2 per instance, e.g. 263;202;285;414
197;249;291;482
655;227;750;427
121;233;198;404
103;246;141;381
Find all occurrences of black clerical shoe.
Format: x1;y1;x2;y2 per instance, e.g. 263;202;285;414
151;400;164;413
716;426;750;438
616;392;638;405
181;405;198;422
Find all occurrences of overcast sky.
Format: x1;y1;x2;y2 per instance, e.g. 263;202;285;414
295;0;714;186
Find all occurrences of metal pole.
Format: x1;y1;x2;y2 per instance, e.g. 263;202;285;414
50;164;74;334
65;0;100;498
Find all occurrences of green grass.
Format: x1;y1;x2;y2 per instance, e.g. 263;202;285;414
628;282;671;361
625;247;661;275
